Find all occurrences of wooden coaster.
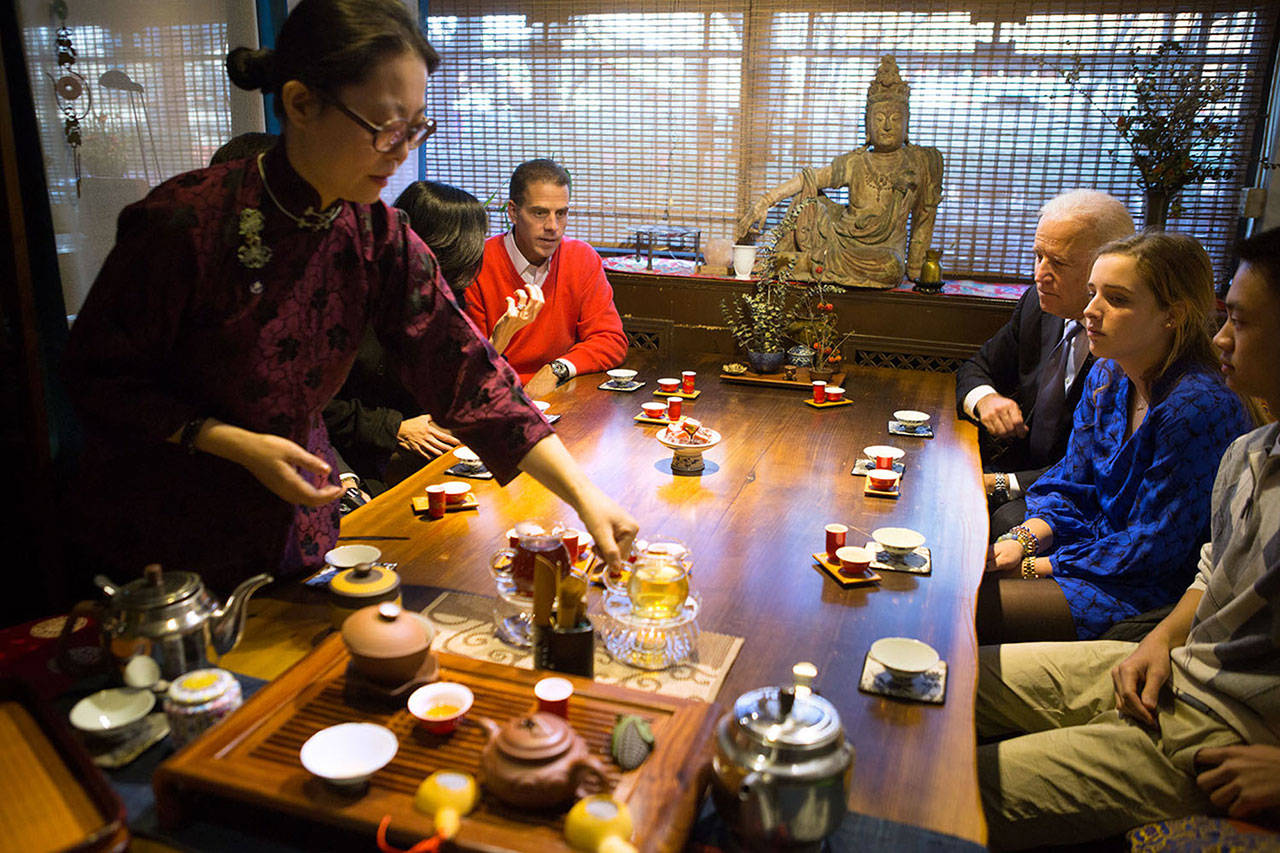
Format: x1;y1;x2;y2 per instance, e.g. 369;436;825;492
804;398;852;409
410;492;479;515
811;553;881;588
653;388;702;399
863;478;900;499
633;414;673;425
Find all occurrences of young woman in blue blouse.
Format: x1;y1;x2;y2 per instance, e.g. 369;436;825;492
978;231;1254;643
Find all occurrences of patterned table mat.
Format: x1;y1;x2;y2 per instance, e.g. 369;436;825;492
422;591;743;703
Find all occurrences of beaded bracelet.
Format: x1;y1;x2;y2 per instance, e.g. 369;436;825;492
1008;524;1039;558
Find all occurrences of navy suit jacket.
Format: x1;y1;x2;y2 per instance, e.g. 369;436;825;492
955;287;1093;489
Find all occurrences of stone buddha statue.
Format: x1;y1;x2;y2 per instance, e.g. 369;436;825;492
739;55;944;289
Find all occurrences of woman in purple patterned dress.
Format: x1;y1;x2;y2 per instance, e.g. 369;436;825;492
62;0;637;592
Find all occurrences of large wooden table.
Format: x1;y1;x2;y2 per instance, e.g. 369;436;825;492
333;352;989;845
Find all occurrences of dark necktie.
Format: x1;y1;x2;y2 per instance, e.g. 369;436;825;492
1028;321;1082;464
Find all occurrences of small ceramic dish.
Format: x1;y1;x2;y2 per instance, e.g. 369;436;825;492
407;682;474;735
453;446;483;471
442;481;472;505
872;526;926;558
640;402;668;419
324;544;381;571
656;378;681;393
893;410;930;428
606;368;638;385
862;445;905;463
869;637;939;681
300;722;398;788
69;687;155;740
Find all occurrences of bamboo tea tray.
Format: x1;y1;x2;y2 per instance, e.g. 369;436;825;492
719;368;846;389
154;634;719;852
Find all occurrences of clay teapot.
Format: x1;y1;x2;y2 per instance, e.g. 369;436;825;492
476;712;609;809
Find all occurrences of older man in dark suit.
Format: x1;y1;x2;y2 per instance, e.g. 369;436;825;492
957;190;1134;538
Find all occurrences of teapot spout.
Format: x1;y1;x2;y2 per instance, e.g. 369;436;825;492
209;573;273;656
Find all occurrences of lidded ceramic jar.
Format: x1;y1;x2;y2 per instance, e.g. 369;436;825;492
163;667;243;748
327;545;400;629
341;602;436;686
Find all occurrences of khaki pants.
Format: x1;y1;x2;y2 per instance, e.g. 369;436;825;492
976;641;1243;851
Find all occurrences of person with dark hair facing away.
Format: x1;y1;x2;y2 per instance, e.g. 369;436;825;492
465;158;627;399
323;181;489;494
975;227;1280;851
978;231;1253;645
62;0;638;594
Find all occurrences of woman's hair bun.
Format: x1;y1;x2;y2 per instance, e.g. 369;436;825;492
226;47;276;92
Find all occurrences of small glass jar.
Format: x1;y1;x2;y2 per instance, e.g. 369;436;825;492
163;667;243;748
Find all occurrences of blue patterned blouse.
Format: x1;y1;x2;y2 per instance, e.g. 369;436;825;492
1025;358;1253;639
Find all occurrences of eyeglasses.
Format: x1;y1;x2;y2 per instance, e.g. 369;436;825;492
323;94;437;152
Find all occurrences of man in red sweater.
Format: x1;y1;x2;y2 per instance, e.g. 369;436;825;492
465;159;627;398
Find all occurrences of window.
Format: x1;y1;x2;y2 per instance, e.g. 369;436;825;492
424;0;1277;281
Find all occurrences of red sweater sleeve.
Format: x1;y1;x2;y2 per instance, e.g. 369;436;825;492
554;240;627;376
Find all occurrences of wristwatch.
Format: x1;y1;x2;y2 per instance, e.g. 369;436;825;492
549;360;572;385
991;472;1010;505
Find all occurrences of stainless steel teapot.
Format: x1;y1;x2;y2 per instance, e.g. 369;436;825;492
711;664;854;850
62;563;272;680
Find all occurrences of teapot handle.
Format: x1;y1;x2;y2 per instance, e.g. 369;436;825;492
571;755;610;800
54;600;111;677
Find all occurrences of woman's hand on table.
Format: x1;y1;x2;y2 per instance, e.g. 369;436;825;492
397;414;458;458
986;539;1023;573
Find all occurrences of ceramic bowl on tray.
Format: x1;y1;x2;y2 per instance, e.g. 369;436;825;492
407;682;474;735
300;722;398;788
606;368;638;386
69;687;155;740
872;527;925;558
656;425;722;474
868;637;939;681
453;446;484;472
893;409;930;428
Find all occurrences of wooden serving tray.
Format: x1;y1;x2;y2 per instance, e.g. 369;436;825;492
0;677;128;853
720;368;846;389
154;634;719;852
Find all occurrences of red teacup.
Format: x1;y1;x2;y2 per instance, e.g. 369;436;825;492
442;481;471;504
641;402;667;419
562;529;581;561
534;676;573;718
835;546;872;577
812;381;827;403
681;371;696;393
425;484;447;519
824;523;848;563
658;377;680;393
666;397;682;419
825;385;845;403
868;469;900;491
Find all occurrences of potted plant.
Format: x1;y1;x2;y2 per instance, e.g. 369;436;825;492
793;283;854;381
1050;41;1237;228
721;272;790;374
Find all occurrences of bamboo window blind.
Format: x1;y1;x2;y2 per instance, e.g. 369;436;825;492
423;0;1277;281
